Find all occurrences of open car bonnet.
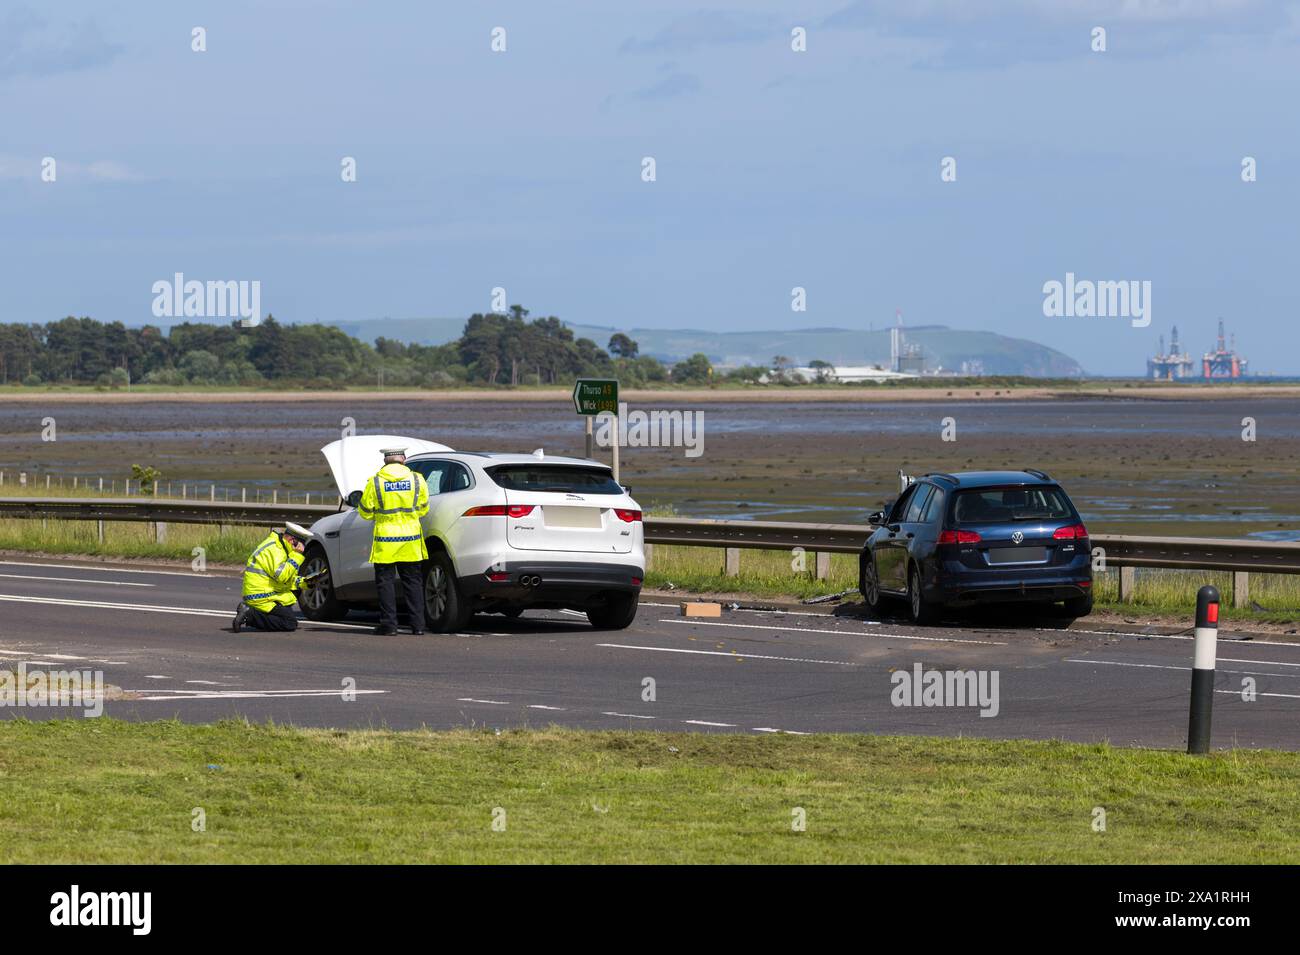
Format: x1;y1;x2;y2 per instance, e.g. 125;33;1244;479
320;435;453;498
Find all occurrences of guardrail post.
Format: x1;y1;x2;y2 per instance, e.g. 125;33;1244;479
1232;571;1249;608
1118;565;1136;602
97;520;105;545
154;521;167;544
1188;585;1219;754
210;485;216;502
220;524;231;537
643;542;653;570
815;551;831;580
242;487;247;503
725;547;740;577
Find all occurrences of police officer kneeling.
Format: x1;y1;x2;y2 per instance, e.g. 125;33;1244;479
359;447;429;635
232;522;315;633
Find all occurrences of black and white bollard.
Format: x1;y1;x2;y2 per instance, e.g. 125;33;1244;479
1187;585;1219;754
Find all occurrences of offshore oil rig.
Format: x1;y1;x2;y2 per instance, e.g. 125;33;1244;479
1147;320;1248;379
1200;318;1248;378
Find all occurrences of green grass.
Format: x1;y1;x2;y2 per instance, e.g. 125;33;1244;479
0;720;1296;863
0;517;263;565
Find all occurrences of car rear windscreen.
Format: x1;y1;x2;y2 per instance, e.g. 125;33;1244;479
485;465;624;494
954;487;1072;523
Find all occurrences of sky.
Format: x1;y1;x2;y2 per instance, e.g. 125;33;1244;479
1;0;1297;375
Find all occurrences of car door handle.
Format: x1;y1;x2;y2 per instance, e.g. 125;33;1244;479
905;532;914;539
325;531;340;539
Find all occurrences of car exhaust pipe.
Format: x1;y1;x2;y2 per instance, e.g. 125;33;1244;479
526;575;542;587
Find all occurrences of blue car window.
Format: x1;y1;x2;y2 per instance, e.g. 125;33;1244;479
905;484;933;523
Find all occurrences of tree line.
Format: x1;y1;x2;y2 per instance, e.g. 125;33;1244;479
0;307;726;389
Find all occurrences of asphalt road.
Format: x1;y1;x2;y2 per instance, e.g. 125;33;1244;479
2;556;1298;749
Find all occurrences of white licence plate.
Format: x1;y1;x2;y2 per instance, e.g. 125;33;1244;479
543;506;602;529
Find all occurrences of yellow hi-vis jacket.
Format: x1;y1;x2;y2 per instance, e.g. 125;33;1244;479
241;531;303;611
358;462;430;564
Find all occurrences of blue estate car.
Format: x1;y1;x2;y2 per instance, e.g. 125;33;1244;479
859;470;1093;625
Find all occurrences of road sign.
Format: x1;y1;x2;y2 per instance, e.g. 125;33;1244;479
572;378;619;416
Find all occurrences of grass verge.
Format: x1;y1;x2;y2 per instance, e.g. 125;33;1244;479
0;719;1297;863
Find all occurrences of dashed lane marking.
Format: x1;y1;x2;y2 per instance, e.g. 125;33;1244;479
456;697;511;705
597;643;857;666
0;560;219;579
602;711;654;719
660;618;1007;645
0;573;155;587
130;689;387;701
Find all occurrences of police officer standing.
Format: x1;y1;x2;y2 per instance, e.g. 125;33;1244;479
359;447;430;635
233;522;315;633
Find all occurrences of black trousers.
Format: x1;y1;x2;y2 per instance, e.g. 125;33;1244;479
245;603;298;632
375;561;425;631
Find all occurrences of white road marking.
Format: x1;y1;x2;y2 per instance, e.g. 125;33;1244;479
0;560;219;579
598;643;856;666
185;680;237;686
641;601;881;622
0;594;230;617
1039;624;1300;648
456;697;510;705
527;704;566;711
131;689;387;701
602;711;654;719
558;609;585;616
660;618;1006;645
1065;658;1300;679
0;572;155;587
144;675;169;680
682;720;736;727
1216;689;1300;700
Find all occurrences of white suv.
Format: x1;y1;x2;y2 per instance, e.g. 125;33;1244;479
298;435;645;631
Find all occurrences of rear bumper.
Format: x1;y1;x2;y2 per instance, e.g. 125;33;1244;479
458;561;643;607
931;558;1092;605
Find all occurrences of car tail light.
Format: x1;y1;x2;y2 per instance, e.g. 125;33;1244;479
1053;524;1089;540
938;529;981;544
631;576;642;586
485;571;511;582
1078;580;1091;588
614;508;642;523
463;504;536;518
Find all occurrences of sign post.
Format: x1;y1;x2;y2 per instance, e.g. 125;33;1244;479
572;379;620;482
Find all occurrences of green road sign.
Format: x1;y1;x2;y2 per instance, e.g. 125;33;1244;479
572;378;619;416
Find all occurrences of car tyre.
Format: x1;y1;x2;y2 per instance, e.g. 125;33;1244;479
424;552;472;633
860;553;887;612
297;545;351;621
1060;592;1094;618
587;592;639;630
907;564;942;626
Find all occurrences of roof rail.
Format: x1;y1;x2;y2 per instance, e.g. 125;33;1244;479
923;472;960;485
1023;468;1051;481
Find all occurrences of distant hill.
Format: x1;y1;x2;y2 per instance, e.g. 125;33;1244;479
328;317;1085;377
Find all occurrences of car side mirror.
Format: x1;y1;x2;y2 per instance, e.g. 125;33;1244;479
346;489;363;509
868;511;885;526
